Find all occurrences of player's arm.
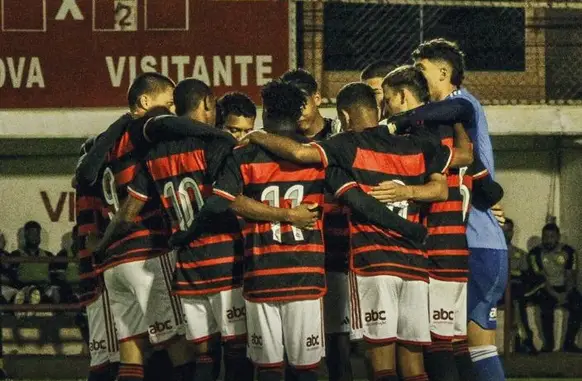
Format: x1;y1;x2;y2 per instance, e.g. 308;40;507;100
389;97;475;134
368;173;448;203
205;139;319;229
76;114;132;186
143;115;236;143
471;160;504;211
327;167;428;243
450;123;474;167
230;196;318;230
245;131;323;164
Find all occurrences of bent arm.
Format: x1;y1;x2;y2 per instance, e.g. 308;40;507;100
94;196;145;254
247;132;322;164
339;187;427;243
450;123;474;167
144;116;235;143
408;173;448;202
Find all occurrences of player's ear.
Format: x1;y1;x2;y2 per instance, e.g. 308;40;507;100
340;109;350;126
314;92;322;107
399;90;406;105
203;95;211;111
439;66;448;82
137;94;149;111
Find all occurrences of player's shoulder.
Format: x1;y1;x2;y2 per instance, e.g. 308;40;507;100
561;244;576;254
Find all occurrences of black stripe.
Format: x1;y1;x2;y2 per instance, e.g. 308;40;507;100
426;212;465;227
160;254;181;326
350;230;423;251
145;138;206;161
244;252;325;274
243;272;326;299
352;250;428;272
356;264;428;280
425;234;468;251
428;255;469;271
244;286;323;301
243;181;326;199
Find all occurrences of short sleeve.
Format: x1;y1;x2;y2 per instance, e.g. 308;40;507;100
470;157;489;180
425;145;453;175
325;166;359;199
126;163;151;202
212;153;244;202
205;137;235;180
313;133;356;168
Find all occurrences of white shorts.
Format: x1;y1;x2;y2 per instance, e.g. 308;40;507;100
348;272;364;341
181;287;247;343
324;272;350;334
354;274;430;345
103;251;185;345
429;278;467;340
246;298;324;368
86;287;120;368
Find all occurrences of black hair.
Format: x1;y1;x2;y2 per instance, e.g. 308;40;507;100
543;223;560;235
411;38;466;87
261;80;306;128
216;92;257;127
382;65;430;103
280;68;318;96
173;78;212;116
24;221;41;231
127;73;175;111
360;60;397;81
336;82;377;112
505;218;514;227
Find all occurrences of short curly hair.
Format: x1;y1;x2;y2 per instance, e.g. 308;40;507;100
261;80;306;123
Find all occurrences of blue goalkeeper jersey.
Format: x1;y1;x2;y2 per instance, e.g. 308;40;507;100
448;89;507;250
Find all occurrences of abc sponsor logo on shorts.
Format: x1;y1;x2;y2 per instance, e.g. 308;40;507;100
226;306;246;321
149;320;173;335
432;309;454;322
89;339;107;352
365;310;386;325
489;308;497;322
306;334;320;350
251;333;263;347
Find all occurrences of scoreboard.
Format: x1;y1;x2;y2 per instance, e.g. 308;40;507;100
0;0;290;108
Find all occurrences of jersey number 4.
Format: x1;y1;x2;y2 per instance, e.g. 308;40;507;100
163;177;205;231
261;185;305;243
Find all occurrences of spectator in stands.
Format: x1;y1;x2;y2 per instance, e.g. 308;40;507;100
0;231;20;304
52;228;77;303
529;223;582;352
10;221;58;308
502;218;536;354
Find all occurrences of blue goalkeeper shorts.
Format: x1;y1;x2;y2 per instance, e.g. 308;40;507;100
467;248;508;330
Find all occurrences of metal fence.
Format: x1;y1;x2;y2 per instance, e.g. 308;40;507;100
295;0;582;104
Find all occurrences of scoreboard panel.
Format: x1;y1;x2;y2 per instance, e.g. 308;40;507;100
0;0;289;108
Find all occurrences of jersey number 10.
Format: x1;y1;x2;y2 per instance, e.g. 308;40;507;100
163;177;205;231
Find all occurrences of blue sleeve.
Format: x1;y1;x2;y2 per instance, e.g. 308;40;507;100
390;98;475;134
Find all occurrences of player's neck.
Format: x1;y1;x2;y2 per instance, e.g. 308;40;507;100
435;84;458;101
353;113;378;131
304;112;325;139
187;111;207;126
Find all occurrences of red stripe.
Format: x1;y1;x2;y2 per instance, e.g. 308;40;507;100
430;201;463;213
239;161;325;184
427;249;469;256
108;229;167;251
115;165;136;185
177;256;239;269
351;244;425;256
187;233;241;247
244;266;325;278
77;196;101;209
147;150;206;181
115;131;134;157
428;225;466;235
353;147;425;176
441;137;454;149
248;243;324;256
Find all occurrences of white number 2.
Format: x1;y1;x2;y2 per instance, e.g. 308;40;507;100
163;177;205;231
261;185;305;243
458;166;471;222
386;180;409;219
102;167;120;220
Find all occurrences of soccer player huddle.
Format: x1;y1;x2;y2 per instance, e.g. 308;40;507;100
73;38;509;381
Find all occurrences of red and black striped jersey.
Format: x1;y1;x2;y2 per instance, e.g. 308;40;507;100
212;141;327;302
425;126;488;282
131;134;242;296
96;116;170;271
314;118;351;273
76;178;107;305
313;126;452;282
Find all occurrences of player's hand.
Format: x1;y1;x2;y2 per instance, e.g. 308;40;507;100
239;130;265;145
369;181;412;203
288;203;319;230
491;203;505;226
